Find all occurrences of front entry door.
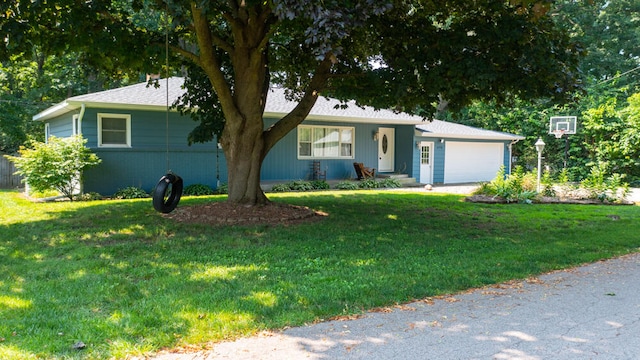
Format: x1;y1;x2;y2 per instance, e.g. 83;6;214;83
419;141;434;184
378;127;395;172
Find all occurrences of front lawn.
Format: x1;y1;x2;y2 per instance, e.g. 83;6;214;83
1;189;639;359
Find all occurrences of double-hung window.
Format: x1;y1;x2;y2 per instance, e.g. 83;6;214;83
98;113;131;147
298;125;354;159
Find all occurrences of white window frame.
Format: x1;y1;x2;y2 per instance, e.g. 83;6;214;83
72;114;81;135
297;125;355;159
97;113;131;148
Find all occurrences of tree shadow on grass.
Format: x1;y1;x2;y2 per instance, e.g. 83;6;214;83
1;192;638;359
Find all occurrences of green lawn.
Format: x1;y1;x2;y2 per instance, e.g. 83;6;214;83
1;189;639;359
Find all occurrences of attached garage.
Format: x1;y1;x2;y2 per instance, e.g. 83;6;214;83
444;142;504;183
414;121;523;184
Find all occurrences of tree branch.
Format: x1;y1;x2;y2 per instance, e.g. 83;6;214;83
263;56;335;153
170;45;200;65
191;2;238;118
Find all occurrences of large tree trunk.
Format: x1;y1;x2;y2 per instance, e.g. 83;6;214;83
189;3;333;205
222;112;269;205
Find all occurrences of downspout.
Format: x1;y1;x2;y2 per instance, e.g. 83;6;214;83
77;103;86;195
78;103;86;134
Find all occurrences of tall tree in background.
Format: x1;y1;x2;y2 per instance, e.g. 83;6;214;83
1;1;581;205
444;0;640;179
0;50;137;153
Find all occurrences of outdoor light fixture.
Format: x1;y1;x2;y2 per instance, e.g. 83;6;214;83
373;131;379;141
535;138;545;193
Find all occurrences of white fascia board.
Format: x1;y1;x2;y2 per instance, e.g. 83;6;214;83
32;101;79;121
417;130;524;141
34;101;180;122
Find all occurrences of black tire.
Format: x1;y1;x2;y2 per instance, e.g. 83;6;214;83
153;173;183;213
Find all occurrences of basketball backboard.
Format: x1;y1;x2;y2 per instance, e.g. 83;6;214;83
549;116;577;138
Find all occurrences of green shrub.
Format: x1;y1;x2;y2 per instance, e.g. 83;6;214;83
183;184;215;196
270;183;292;192
270;180;323;192
289;180;314;191
475;166;538;203
358;178;380;189
378;178;402;188
113;186;149;199
5;135;101;201
335;181;359;190
311;180;330;190
216;183;228;194
581;162;629;202
540;169;556;197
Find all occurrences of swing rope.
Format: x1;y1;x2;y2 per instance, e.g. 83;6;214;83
152;4;183;214
165;6;170;172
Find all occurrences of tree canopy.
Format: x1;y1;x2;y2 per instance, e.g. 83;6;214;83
1;0;583;204
443;0;640;182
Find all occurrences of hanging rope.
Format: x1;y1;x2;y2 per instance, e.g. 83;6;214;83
165;8;170;172
153;5;183;214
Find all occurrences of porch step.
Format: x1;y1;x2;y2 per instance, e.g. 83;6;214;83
377;173;409;179
378;174;419;186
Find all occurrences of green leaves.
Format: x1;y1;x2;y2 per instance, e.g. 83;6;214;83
5;135;101;200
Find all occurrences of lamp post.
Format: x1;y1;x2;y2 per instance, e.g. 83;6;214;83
535;138;546;193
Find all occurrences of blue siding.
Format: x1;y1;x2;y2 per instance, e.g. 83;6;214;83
48;114;74;138
394;126;416;177
79;108;219;195
82;148;221;195
433;142;446;183
262;119;411;181
48;106;418;194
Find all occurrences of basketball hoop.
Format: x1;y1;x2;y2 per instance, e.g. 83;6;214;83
553;129;565;139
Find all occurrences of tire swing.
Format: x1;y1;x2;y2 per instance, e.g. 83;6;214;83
153;172;183;213
152;19;183;214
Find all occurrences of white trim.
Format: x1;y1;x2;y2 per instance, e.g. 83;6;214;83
297;125;355;159
44;123;50;143
419;141;434;184
72;114;80;135
97;113;131;148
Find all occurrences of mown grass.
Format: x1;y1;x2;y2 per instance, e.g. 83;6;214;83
1;189;639;359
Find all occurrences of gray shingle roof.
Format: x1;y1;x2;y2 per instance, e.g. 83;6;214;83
67;77;186;107
416;120;524;141
33;77;523;140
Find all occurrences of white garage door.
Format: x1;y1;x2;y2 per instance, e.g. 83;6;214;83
444;142;504;183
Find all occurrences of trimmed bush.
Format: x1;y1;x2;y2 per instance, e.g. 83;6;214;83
311;180;330;190
378;178;402;188
113;187;149;199
183;184;215;196
216;183;228;194
335;181;359;190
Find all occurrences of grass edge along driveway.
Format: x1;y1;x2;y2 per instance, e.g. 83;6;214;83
1;189;639;359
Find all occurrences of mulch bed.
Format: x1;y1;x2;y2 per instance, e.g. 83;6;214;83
164;201;328;226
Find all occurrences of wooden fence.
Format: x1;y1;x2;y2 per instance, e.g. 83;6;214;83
0;155;23;189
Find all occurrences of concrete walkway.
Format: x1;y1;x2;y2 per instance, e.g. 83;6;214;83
153;253;640;359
